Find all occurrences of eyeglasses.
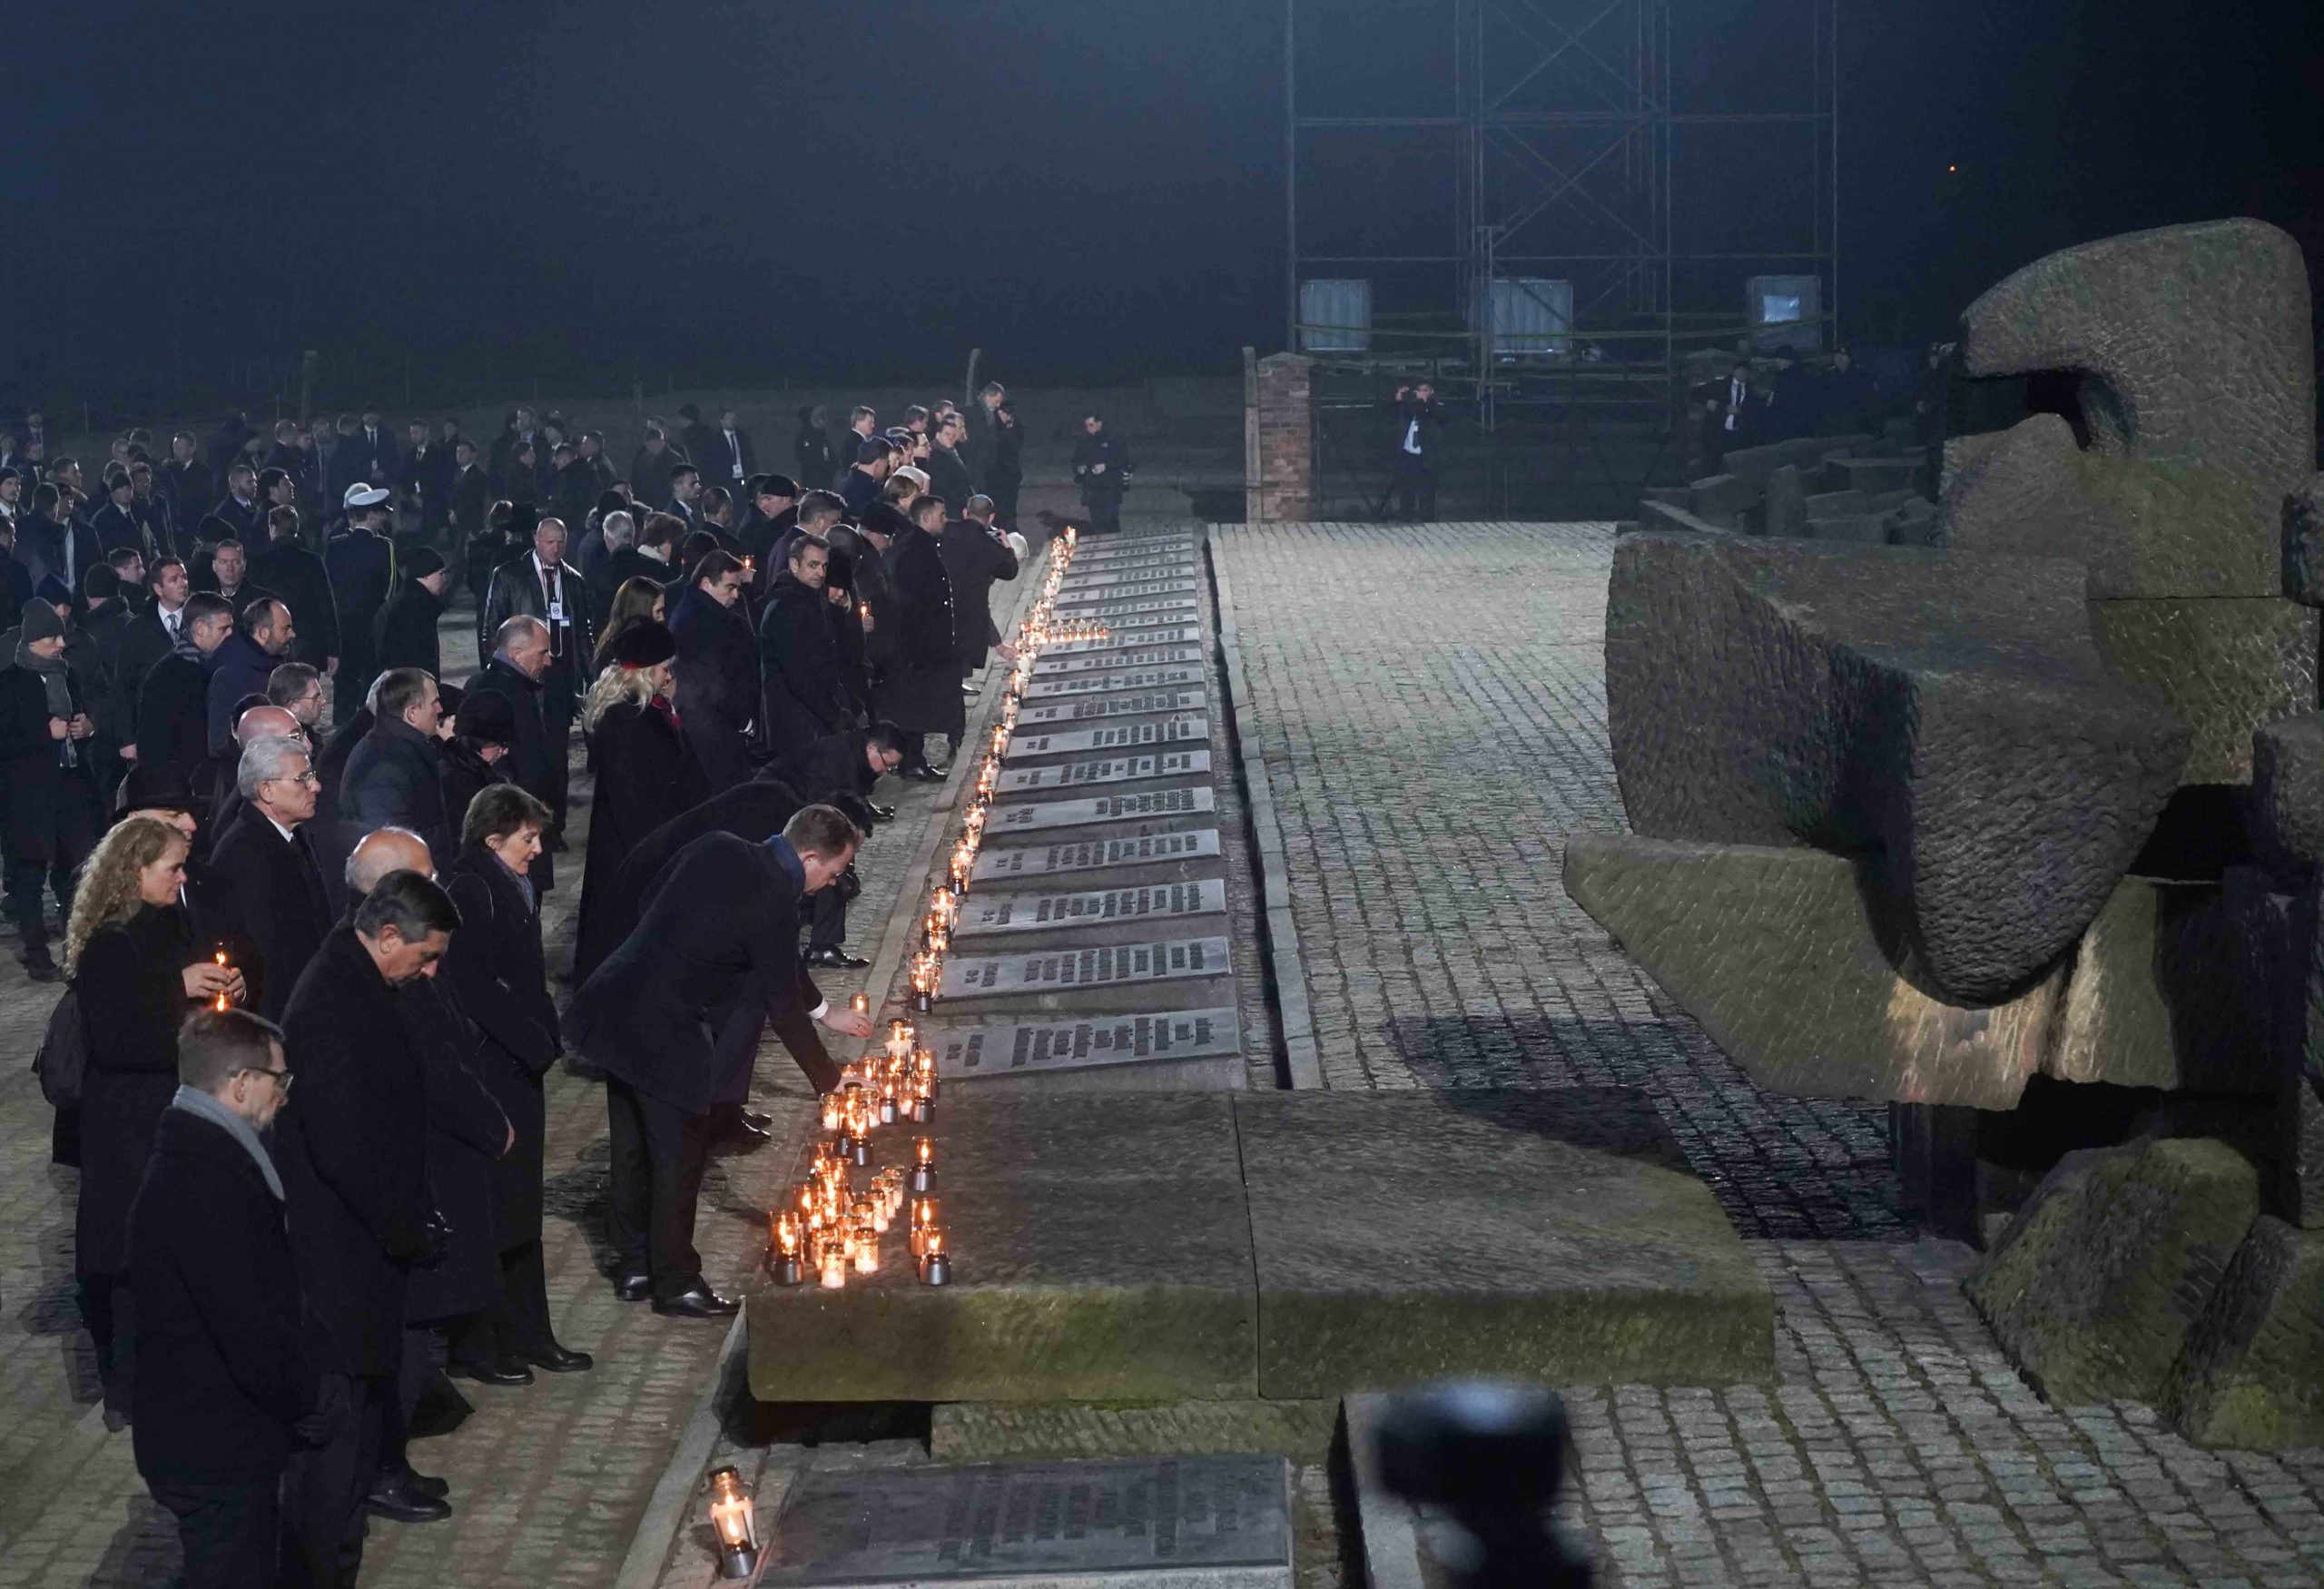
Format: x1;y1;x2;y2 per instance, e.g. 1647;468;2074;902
239;1066;292;1093
267;769;321;789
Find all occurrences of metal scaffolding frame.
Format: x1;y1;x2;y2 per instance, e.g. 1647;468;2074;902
1284;0;1839;438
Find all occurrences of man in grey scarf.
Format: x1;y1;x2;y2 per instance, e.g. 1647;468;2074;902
3;597;100;978
130;1006;334;1589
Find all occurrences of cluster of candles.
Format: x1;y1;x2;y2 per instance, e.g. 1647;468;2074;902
768;1020;947;1288
769;531;1095;1299
939;525;1082;943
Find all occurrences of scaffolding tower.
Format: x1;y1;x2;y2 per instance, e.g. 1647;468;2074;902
1285;0;1838;505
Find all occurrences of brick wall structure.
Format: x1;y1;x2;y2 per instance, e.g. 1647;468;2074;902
1245;350;1315;525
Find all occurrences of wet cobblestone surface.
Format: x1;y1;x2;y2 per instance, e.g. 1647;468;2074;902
1215;519;2324;1589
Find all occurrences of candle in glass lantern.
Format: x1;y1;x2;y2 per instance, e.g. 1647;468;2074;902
919;1229;952;1285
879;1082;899;1126
854;1226;879;1274
707;1466;760;1579
820;1092;843;1131
819;1244;848;1288
886;1022;913;1064
852;992;870;1017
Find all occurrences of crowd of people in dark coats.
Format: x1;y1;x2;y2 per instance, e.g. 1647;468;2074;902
11;388;1044;1587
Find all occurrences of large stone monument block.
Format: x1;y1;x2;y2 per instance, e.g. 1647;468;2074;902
1606;530;2187;1002
1944;218;2317;601
2165;1217;2324;1451
1966;1138;2260;1405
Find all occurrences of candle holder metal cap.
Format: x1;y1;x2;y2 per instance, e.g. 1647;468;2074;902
770;1252;804;1286
918;1251;953;1286
907;1164;936;1194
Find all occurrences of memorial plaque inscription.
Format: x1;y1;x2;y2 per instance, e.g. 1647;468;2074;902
1056;579;1199;607
1049;624;1203;650
1018;691;1206;725
932;1006;1242;1078
957;879;1227;936
972;828;1223;881
1034;644;1205;676
986;789;1216;834
1024;667;1204;699
1005;717;1209;758
759;1456;1291;1587
940;935;1232;999
995;751;1212;794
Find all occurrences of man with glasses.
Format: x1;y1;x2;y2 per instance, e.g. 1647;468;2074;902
204;735;333;1020
130;1007;330;1589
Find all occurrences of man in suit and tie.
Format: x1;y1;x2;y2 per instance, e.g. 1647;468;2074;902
700;409;754;497
449;440;488;545
478;516;593;834
202;735;334;1020
665;463;702;530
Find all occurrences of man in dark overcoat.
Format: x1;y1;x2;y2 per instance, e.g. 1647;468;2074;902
464;616;561;891
203;735;334;1020
669;549;757;792
131;1008;329;1589
876;495;960;774
755;533;852;764
566;806;872;1315
276;872;458;1589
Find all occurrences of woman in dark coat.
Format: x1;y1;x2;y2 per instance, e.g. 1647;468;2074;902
441;784;590;1376
372;547;449;678
574;622;708;978
66;814;243;1420
876;495;962;772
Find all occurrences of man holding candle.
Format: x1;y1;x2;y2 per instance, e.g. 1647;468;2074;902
568;804;875;1317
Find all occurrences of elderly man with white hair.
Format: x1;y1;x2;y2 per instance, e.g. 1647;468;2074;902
202;735;332;1020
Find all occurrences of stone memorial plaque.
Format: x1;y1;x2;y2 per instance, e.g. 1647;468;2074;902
996;751;1212;794
1006;717;1209;758
759;1456;1292;1588
1066;569;1201;593
932;1007;1244;1079
1072;537;1197;558
1065;558;1199;581
1056;579;1199;608
958;880;1227;937
1066;607;1202;632
1034;645;1204;676
1049;624;1203;650
974;828;1224;881
1025;667;1204;699
987;788;1216;834
1069;597;1202;619
1019;691;1206;725
940;936;1233;1000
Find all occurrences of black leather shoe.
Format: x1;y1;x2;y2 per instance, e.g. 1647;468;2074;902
394;1465;450;1499
20;953;61;983
718;1112;773;1146
527;1343;595;1374
365;1473;452;1524
805;946;872;970
900;764;947;783
737;1107;773;1133
446;1358;533;1387
868;803;897;823
615;1273;652;1302
651;1286;740;1318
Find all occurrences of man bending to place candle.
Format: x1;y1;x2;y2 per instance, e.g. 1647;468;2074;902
567;804;877;1318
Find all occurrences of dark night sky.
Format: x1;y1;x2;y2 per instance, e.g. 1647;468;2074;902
2;0;2319;406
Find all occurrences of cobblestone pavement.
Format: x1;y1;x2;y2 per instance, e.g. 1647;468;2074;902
0;588;982;1587
1215;520;2324;1589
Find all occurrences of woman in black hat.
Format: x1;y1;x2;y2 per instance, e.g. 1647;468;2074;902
372;545;451;678
573;621;706;977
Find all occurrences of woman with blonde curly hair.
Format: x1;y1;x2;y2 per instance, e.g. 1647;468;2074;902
573;622;704;978
591;576;665;673
66;815;243;1423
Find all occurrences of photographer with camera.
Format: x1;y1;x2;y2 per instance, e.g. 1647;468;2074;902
1389;377;1444;523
